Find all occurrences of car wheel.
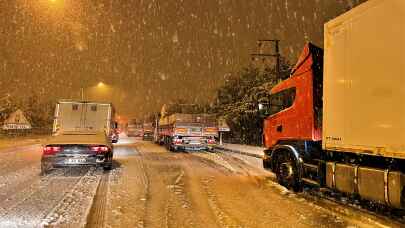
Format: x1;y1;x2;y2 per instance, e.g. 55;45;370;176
40;163;50;176
103;163;112;171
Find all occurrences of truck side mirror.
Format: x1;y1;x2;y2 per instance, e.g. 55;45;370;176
258;103;265;111
114;122;118;129
258;103;270;118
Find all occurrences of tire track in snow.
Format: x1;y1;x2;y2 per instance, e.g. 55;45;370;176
85;172;109;228
0;168;94;227
184;152;244;228
43;168;102;227
0;170;61;215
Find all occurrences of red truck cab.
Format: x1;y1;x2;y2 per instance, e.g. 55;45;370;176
264;43;323;149
262;43;323;190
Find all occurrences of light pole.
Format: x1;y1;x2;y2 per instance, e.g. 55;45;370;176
80;88;84;100
80;82;107;101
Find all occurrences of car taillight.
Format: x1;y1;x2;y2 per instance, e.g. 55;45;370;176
173;139;182;145
43;146;61;155
90;146;109;154
207;139;216;144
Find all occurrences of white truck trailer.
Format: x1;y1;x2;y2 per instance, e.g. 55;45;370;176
262;0;405;209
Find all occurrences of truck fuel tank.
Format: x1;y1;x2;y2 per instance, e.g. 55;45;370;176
326;162;405;208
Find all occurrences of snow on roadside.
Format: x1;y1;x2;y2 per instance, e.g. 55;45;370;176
222;151;264;170
192;152;236;172
0;136;46;151
216;143;265;158
0;165;40;201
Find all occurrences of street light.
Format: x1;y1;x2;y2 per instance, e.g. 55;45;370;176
81;82;107;101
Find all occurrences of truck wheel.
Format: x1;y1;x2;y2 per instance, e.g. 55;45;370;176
275;151;302;192
263;159;271;169
165;137;171;151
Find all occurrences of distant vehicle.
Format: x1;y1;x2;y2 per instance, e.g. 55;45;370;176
111;128;119;143
156;113;218;152
127;119;143;137
142;122;153;141
41;100;116;175
142;131;153;141
261;0;405;209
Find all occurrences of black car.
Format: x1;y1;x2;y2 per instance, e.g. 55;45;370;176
40;132;113;175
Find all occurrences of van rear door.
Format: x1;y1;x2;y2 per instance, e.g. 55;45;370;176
83;103;111;133
57;102;84;131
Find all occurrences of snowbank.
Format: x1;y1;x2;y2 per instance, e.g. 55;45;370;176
216;143;265;158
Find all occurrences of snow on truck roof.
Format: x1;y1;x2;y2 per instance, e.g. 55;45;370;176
60;131;99;135
57;100;112;106
324;0;384;28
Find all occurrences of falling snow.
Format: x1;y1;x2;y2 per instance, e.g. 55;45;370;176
0;0;365;118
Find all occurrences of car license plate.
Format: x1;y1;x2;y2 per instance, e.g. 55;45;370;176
65;158;86;164
190;141;200;145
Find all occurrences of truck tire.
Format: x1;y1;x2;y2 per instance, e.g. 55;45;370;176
167;137;178;152
165;137;171;151
274;151;302;192
263;158;272;169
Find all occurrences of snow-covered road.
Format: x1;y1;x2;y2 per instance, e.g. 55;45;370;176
0;138;402;227
0;144;102;227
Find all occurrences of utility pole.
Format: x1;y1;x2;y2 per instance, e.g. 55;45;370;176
251;39;281;81
80;87;84;101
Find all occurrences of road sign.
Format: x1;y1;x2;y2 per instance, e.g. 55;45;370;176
218;117;230;132
218;127;230;132
2;109;32;130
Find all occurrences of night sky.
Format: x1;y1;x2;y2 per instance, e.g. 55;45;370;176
0;0;365;118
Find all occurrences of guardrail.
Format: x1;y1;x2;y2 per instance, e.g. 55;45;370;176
0;127;52;137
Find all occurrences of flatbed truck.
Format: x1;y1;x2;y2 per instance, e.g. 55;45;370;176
157;113;218;151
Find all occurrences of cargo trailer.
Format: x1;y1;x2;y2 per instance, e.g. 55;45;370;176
157;113;218;151
261;0;405;209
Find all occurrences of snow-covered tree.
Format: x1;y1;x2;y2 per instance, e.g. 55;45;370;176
214;58;291;145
